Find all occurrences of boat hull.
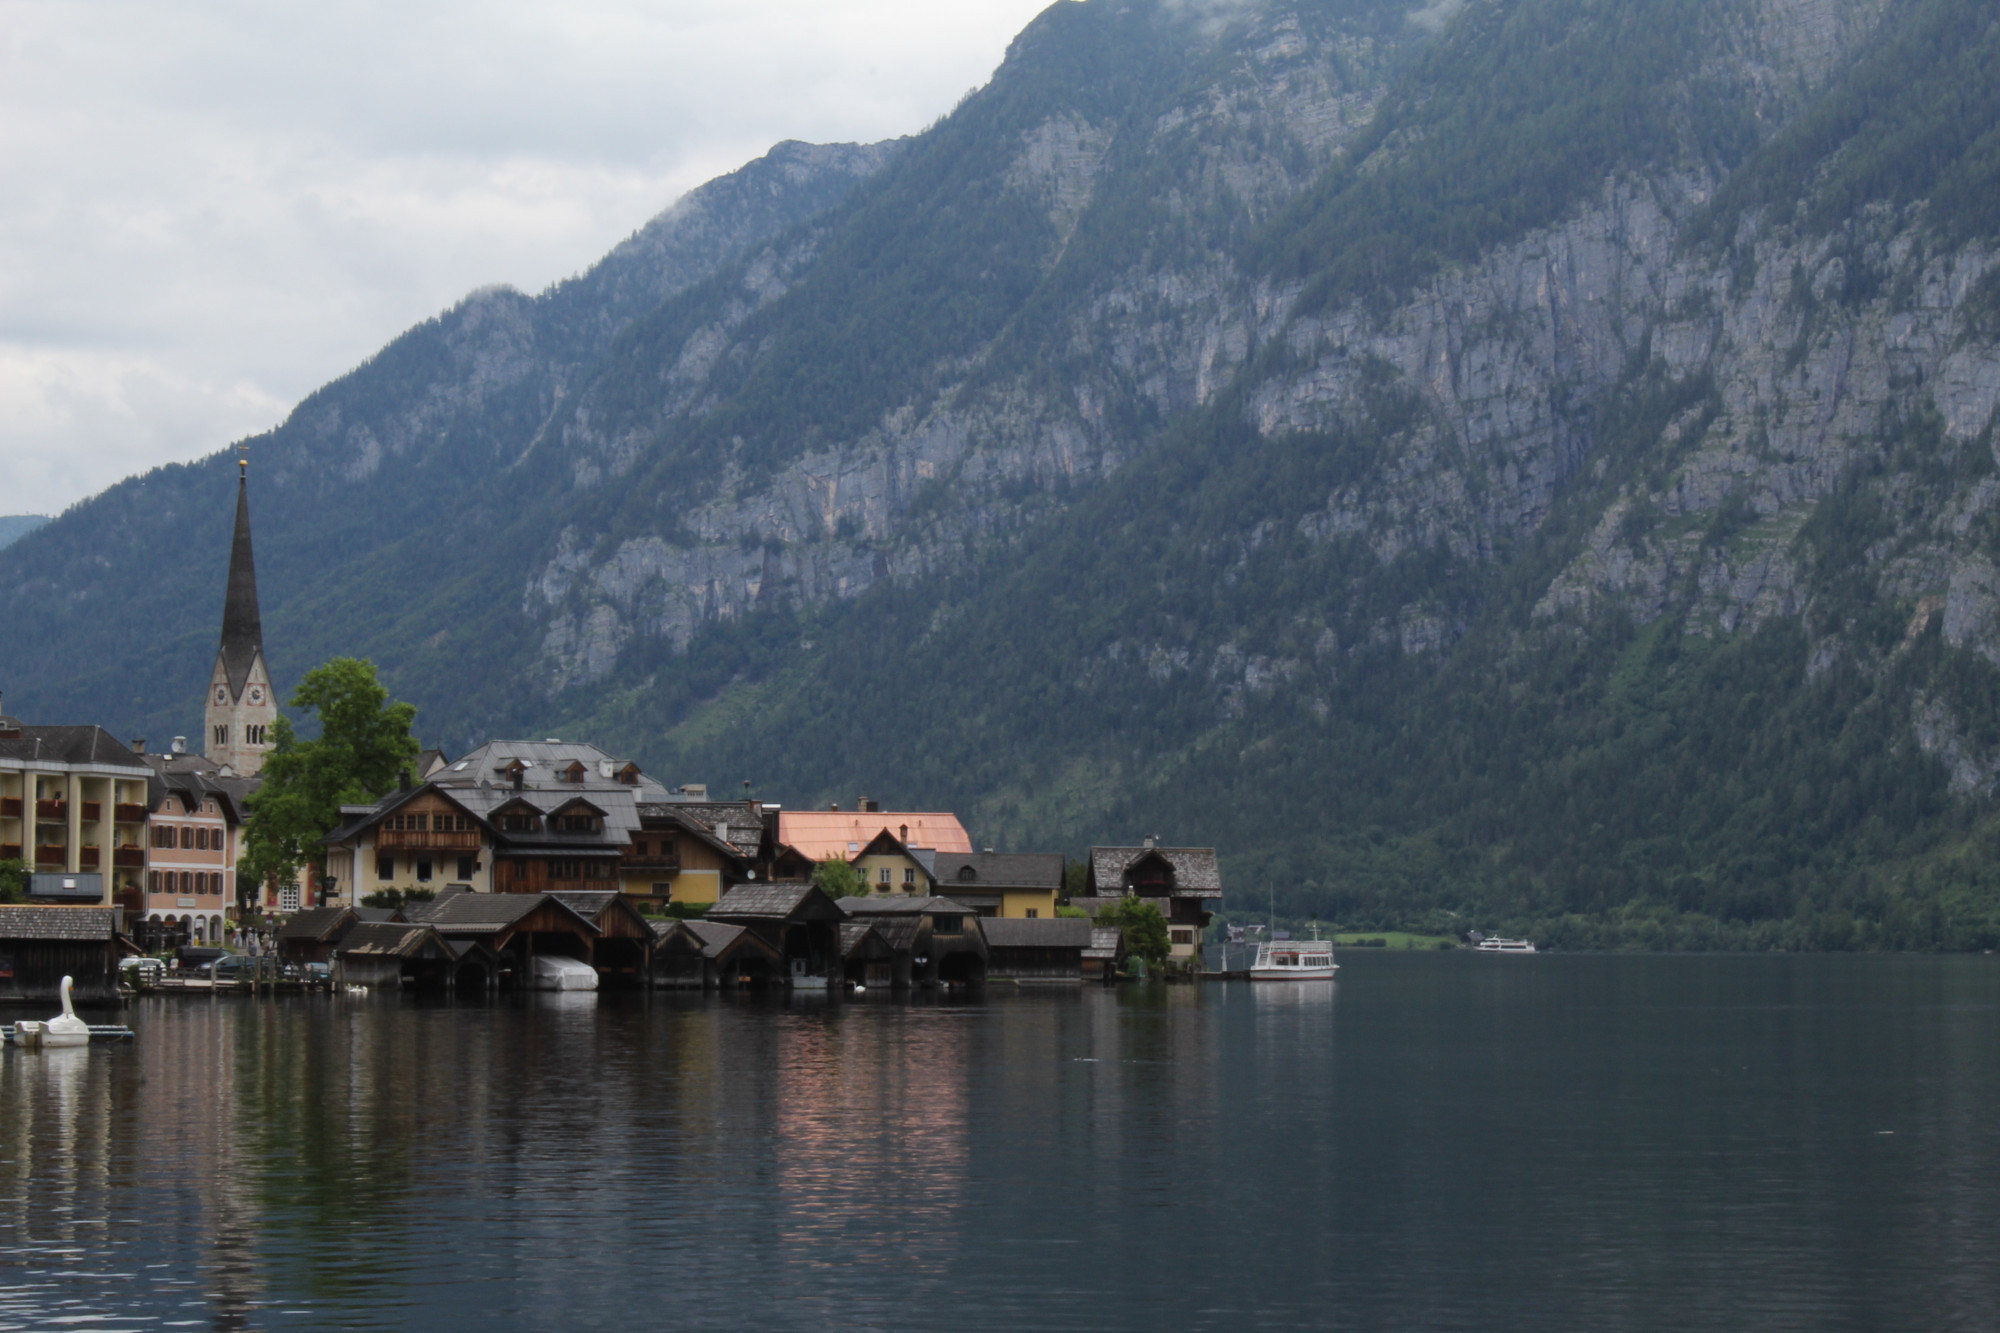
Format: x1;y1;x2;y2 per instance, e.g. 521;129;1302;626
1248;965;1339;980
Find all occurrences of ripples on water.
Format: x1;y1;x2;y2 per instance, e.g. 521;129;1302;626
1;954;1996;1330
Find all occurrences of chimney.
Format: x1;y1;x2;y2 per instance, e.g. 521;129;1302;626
900;824;908;843
1143;834;1157;849
171;736;187;755
859;797;879;813
131;738;147;755
829;803;839;812
983;847;995;854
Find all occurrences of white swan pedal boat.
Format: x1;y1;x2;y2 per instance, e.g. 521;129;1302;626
5;975;136;1047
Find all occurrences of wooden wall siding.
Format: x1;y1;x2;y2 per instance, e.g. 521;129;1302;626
496;858;621;893
0;939;119;1003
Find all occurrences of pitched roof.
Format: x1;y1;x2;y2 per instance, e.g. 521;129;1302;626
981;917;1093;948
1088;846;1224;896
710;882;834;920
934;852;1065;891
334;922;447;958
276;906;357;942
834;895;975;917
413;891;598;935
0;906;119;940
216;469;265;698
1084;928;1122;959
544;890;623;922
0;726;151;772
776;810;971;862
653;918;777;960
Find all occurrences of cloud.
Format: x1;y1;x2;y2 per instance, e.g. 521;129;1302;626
0;0;1054;514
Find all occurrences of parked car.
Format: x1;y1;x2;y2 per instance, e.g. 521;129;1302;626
119;957;165;988
199;955;258;982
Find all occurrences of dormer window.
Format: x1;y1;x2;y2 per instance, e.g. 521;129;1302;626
957;865;977;882
562;761;586;784
555;813;600;833
499;810;540;833
617;763;642;785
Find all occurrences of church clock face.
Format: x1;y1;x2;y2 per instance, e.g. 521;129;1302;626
214;686;228;705
249;686;264;704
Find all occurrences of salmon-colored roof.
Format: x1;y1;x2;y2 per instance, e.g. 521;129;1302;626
777;811;972;862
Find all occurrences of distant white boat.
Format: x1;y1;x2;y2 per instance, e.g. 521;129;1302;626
1250;927;1338;980
1475;937;1537;953
529;955;599;991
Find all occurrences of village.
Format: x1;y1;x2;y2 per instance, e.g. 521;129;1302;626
0;466;1224;1005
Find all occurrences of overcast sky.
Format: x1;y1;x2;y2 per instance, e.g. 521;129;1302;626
0;0;1054;517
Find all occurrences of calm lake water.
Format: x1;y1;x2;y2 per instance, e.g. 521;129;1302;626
1;953;1997;1330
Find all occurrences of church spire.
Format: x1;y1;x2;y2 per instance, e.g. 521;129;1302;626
217;450;264;697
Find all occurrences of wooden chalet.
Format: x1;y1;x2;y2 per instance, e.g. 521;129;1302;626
650;919;784;989
332;921;495;992
0;906;122;1003
1084;842;1224;965
707;883;845;985
404;888;599;988
836;896;989;986
275;905;358;964
546;890;655;985
982;916;1094;982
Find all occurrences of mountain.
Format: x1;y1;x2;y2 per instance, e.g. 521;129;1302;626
0;517;48;551
8;0;2000;948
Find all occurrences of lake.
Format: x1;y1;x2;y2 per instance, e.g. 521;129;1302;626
2;952;1997;1330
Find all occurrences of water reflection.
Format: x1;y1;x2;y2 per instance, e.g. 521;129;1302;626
0;960;1996;1330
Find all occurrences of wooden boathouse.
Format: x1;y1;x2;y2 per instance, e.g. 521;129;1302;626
0;906;123;1003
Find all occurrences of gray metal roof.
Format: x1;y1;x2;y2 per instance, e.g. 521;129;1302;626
0;906;119;941
1083;927;1123;959
429;739;673;800
981;917;1093;948
835;895;976;917
415;891;598;935
0;726;151;773
934;852;1065;891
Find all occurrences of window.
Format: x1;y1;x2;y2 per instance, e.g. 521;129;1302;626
181;827;194;850
279;885;300;913
457;857;474;880
511;859;530;881
148;870;160;893
555;813;599;833
376;853;394;880
1170;929;1194;946
933;916;962;935
246;724;265;745
501;812;538;832
213;725;229;747
179;871;192;894
415;859;432;882
879;868;891;884
632;839;649;857
195;827;207;851
1026;909;1039;919
958;865;977;881
903;868;915;885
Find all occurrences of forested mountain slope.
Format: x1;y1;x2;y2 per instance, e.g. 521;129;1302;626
9;0;2000;946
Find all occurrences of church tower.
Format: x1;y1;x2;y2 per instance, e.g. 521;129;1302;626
203;453;278;777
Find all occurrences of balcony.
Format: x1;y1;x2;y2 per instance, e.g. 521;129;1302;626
81;802;101;822
34;845;66;866
375;828;482;852
78;847;100;869
114;804;148;823
35;799;66;820
0;798;20;818
622;855;682;873
0;844;19;860
113;847;145;868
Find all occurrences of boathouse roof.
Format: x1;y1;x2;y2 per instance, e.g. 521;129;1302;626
834;895;976;917
276;906;358;944
710;882;841;921
981;917;1093;949
0;906;120;940
334;922;450;959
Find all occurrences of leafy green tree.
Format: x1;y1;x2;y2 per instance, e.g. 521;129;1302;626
812;856;865;899
243;658;419;895
0;858;26;905
1097;894;1170;969
1055;904;1089;919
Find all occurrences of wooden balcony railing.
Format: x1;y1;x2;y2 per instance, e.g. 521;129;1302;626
34;846;66;865
0;843;20;860
35;800;66;820
78;847;100;868
113;847;145;868
376;828;482;851
621;855;682;873
0;798;21;818
81;802;101;822
114;804;148;823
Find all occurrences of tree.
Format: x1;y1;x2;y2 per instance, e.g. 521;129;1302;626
1097;894;1170;969
812;856;864;900
0;858;25;905
242;658;420;896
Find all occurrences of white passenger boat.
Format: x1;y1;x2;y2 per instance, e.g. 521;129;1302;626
1474;937;1537;953
1249;928;1338;980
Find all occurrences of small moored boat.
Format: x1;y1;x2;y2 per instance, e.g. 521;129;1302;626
1249;928;1338;980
